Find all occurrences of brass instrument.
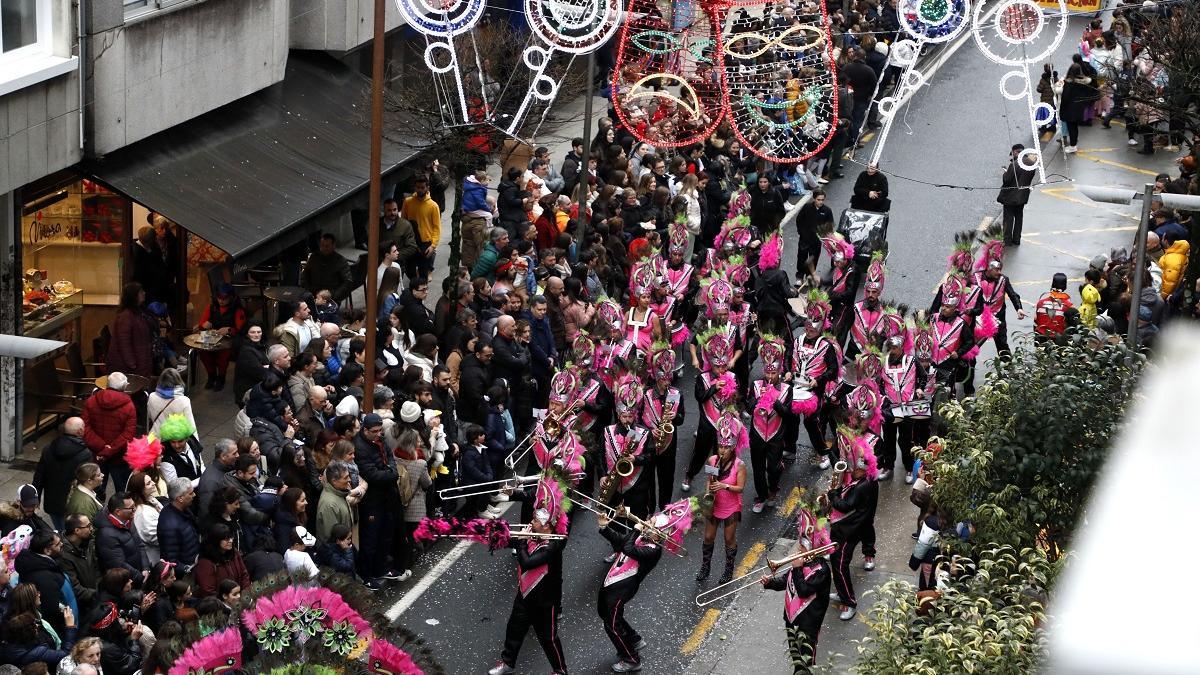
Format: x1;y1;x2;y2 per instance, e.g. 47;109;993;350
505;399;584;469
598;429;639;504
437;472;587;500
654;396;678;453
817;461;848;512
694;542;837;606
566;488;685;555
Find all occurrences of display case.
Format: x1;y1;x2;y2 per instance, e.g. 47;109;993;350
22;273;84;338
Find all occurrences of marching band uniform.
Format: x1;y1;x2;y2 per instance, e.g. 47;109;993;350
762;508;833;674
790;290;842;466
570;335;611;497
490;481;570;675
826;420;880;621
750;336;792;510
845;252;887;361
821;235;859;343
974;228;1022;358
626;262;664;357
601;377;653;520
641;343;685;511
684;328;739;491
697;412;748;584
929;279;976;398
597;524;661;672
663;218;699;325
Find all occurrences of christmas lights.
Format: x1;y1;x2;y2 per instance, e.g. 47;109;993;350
394;0;488;124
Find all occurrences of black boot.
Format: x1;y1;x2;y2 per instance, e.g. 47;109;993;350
718;546;738;585
211;375;225;392
696;542;714;581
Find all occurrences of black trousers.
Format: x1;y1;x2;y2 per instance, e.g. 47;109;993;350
803;405;830;458
358;509;397;579
687;421;717;481
830;534;862;606
501;596;568;672
652;440;678;511
598;589;641;662
993;317;1011;358
1002;204;1025;244
880;417;915;474
749;434;785;501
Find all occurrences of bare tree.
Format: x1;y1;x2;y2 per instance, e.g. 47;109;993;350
378;18;590;268
1120;2;1200;152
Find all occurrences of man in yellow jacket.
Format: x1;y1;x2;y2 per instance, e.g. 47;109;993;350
402;175;442;282
1159;233;1190;299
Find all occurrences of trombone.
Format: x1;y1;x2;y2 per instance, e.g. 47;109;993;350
566;488;686;555
436;472;585;500
505;399;584;469
694;542;837;607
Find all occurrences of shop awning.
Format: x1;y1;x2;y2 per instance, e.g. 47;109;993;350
0;335;69;360
88;52;426;267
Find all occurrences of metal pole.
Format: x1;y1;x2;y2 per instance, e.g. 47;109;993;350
575;52;595;248
1126;182;1155;349
363;0;386;412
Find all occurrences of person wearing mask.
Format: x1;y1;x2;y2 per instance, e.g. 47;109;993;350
33;417;90;530
81;372;137;498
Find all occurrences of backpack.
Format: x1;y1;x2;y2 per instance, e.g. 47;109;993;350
1034;291;1073;337
395;461;414;507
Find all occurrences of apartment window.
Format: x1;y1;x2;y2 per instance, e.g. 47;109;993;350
0;0;50;58
124;0;197;18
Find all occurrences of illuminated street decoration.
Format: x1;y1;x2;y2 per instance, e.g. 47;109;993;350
613;0;839;163
393;0;489;125
971;0;1069;184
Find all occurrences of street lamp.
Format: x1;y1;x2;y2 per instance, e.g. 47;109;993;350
1076;183;1200;348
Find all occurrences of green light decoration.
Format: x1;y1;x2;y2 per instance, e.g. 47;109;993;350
630;30;683;55
918;0;950;24
742;85;829;130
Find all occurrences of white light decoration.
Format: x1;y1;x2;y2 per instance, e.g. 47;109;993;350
394;0;489;125
501;0;623;135
971;0;1069;184
868;0;971;166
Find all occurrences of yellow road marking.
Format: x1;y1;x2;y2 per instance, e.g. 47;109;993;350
1074;149;1161;177
780;487;804;518
1041;187;1140;223
682;609;721;655
1079;147;1117;153
1017;238;1090;263
861;131;876;143
681;541;768;655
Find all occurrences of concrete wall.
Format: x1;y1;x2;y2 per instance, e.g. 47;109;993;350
90;0;289;155
0;75;83;195
289;0;404;53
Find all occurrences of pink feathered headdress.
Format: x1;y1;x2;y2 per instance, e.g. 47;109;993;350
126;434;162;472
168;627;243;675
758;231;783;271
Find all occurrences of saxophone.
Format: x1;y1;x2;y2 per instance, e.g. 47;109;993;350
599;430;638;505
655;395;677;453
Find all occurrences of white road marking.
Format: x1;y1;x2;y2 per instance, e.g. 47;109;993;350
385;501;515;620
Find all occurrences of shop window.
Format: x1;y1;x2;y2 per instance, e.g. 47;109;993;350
124;0;201;19
21;179;125;338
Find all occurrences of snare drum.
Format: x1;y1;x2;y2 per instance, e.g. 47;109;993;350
792;384;814;402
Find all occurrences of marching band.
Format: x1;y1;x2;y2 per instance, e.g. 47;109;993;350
418;193;1010;674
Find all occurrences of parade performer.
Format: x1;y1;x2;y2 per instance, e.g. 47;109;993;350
908;315;937;451
790;290;842;467
641;342;685;511
750;335;792;512
533;369;587;481
754;231;800;337
663;216;699;325
826;420;880;621
689;278;743;372
571;333;611;496
821;234;858;342
930;279;976;399
845;384;882;566
878;333;928;484
697;411;748;584
845;252;886;360
974;225;1025;358
600;376;654;520
595;299;633;390
626;262;666;357
488;480;571;675
760;506;833;674
597;498;698;672
684;326;739;492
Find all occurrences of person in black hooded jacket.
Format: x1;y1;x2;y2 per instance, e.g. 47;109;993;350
233;321;269;405
87;600;143;675
14;531;69;637
33;417;91;530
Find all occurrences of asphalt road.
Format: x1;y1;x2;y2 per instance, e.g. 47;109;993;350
380;10;1170;674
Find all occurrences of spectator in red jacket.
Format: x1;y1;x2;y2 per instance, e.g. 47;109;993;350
194;523;251;597
107;282;154;378
82;371;137;498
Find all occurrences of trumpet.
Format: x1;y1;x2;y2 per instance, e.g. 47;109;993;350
505;399;584;469
436;472;586;500
694;542;837;606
